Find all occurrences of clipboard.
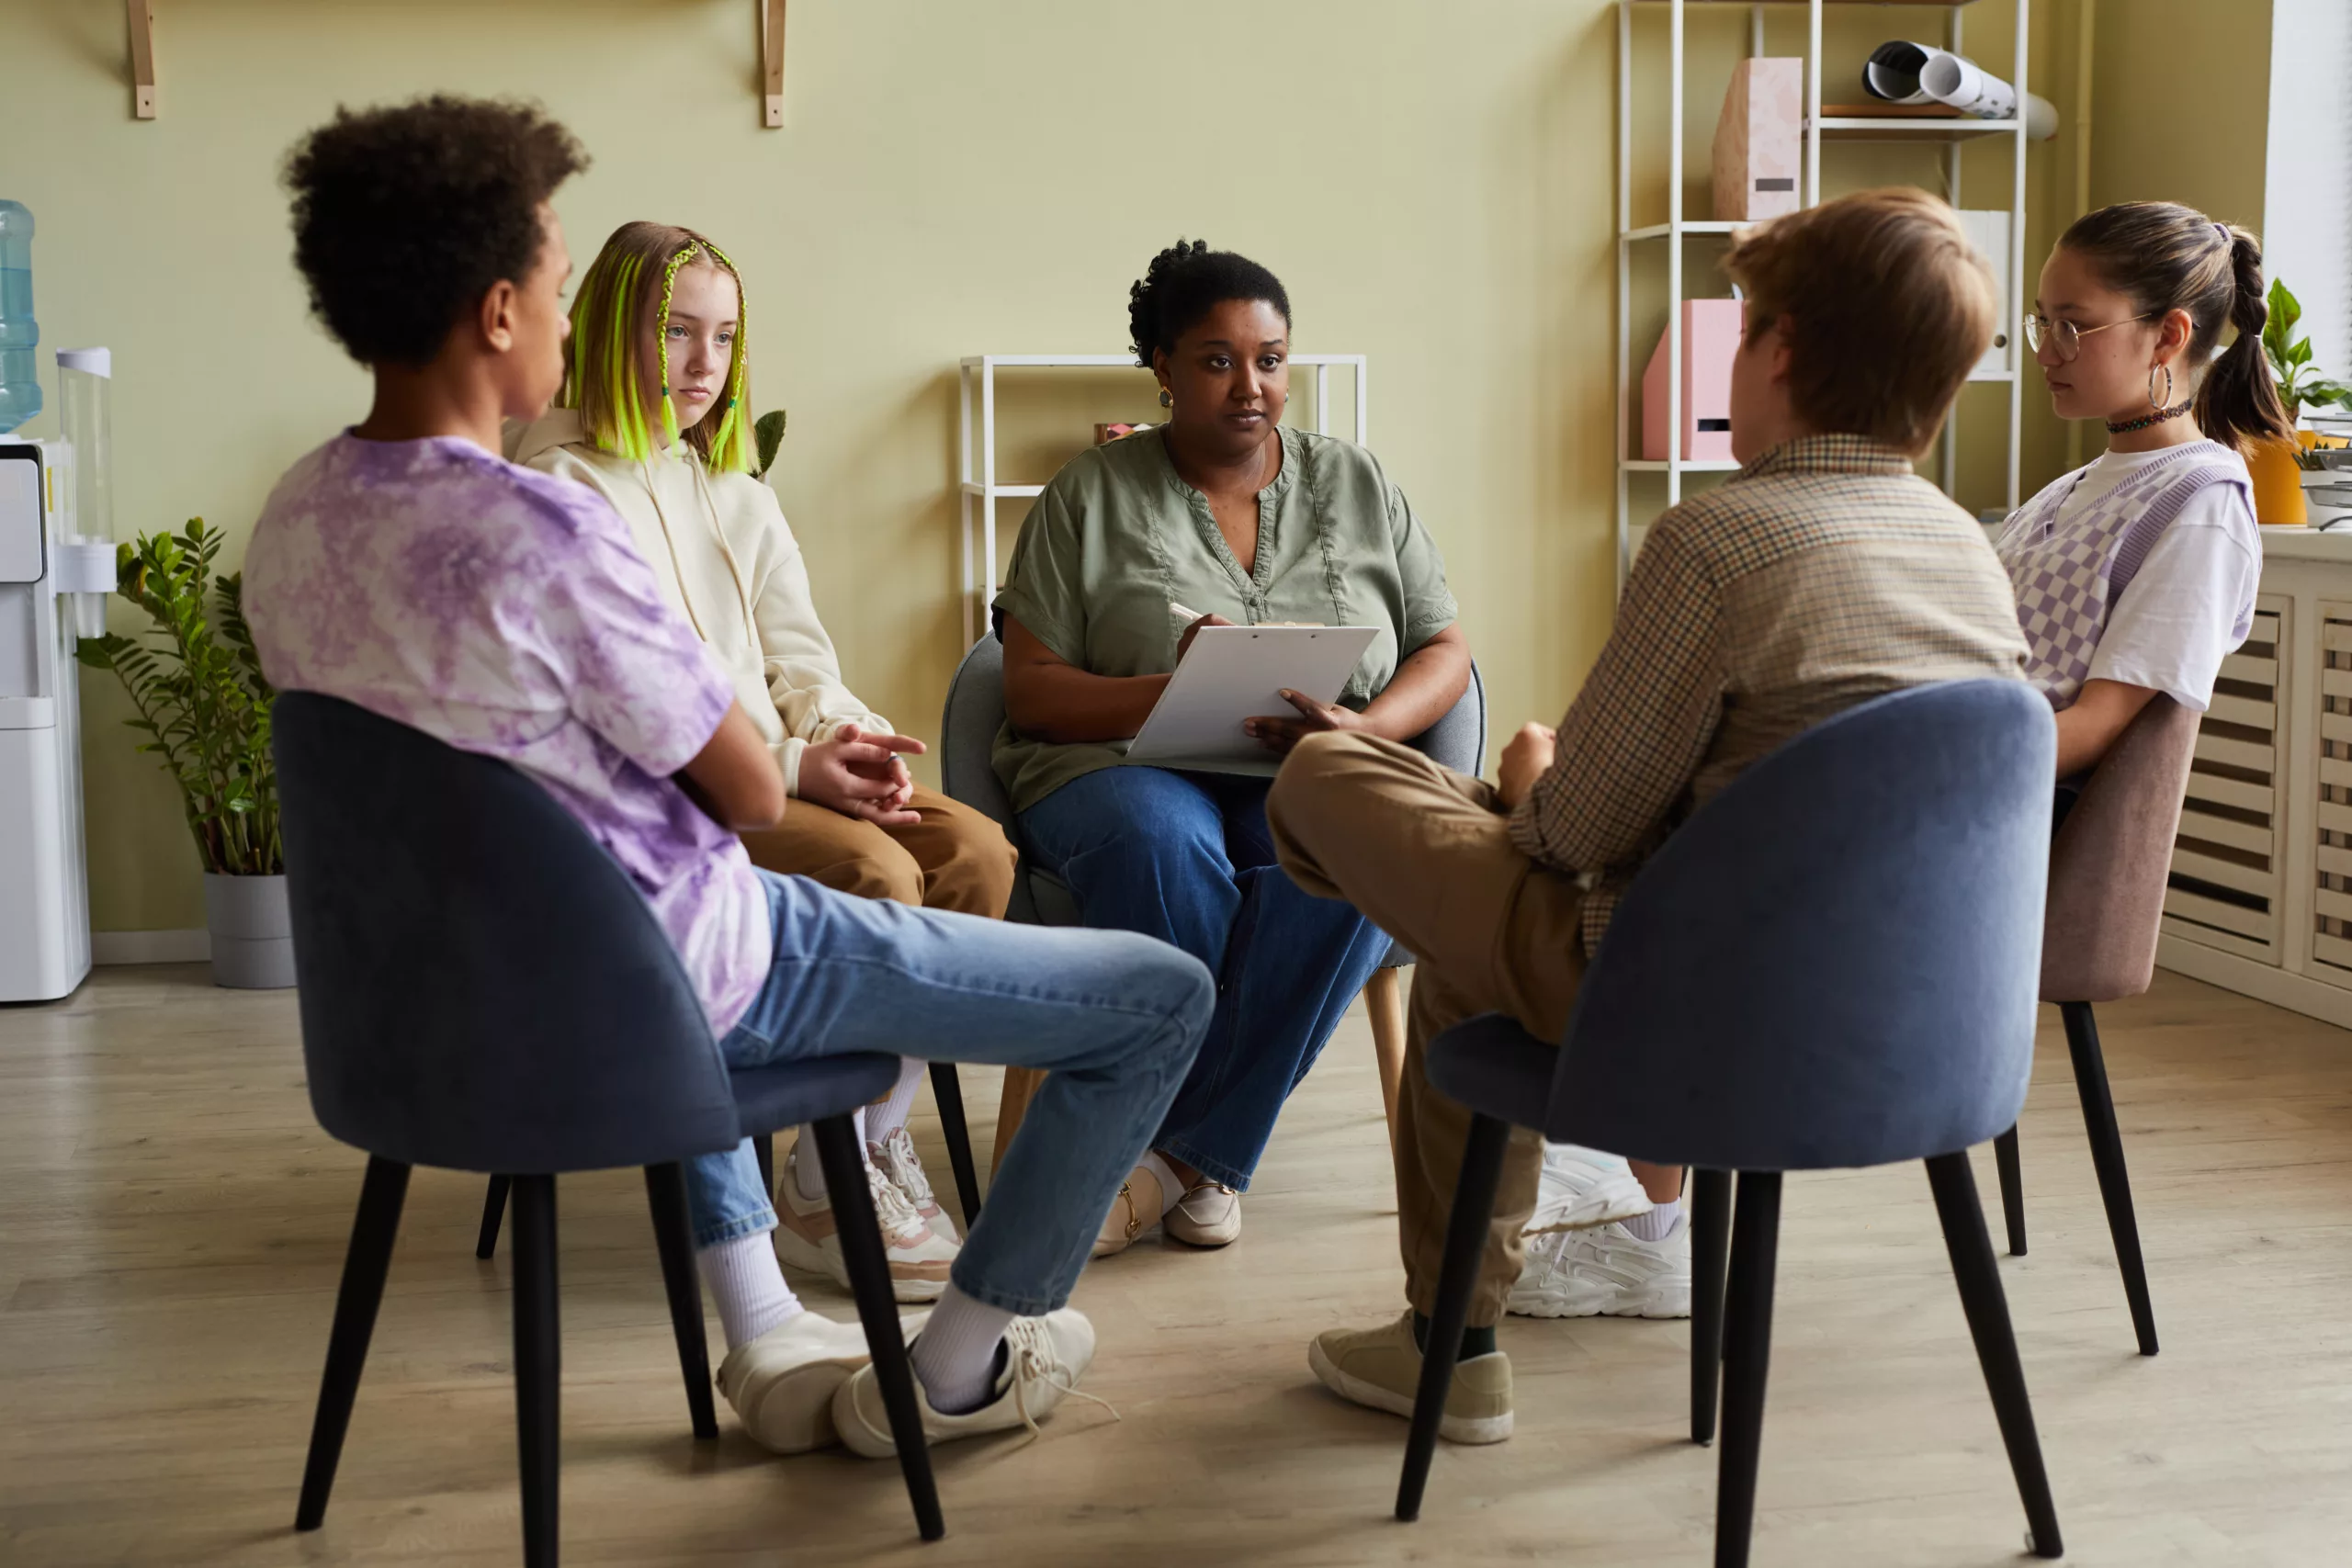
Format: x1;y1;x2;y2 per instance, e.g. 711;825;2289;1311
1125;625;1381;775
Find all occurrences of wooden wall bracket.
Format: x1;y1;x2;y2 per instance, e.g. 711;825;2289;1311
761;0;786;128
127;0;157;119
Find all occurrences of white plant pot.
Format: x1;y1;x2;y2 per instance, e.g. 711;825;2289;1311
203;873;296;990
2301;469;2352;529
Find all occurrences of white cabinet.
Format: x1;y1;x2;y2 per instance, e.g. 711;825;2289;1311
2157;528;2352;1027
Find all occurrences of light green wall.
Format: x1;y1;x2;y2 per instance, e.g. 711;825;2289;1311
0;0;2270;932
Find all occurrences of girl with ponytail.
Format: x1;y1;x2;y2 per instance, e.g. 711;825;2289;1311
1996;200;2290;776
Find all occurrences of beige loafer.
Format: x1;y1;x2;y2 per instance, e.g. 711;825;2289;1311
1163;1180;1240;1247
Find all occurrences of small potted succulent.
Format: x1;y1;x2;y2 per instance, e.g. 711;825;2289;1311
76;519;291;988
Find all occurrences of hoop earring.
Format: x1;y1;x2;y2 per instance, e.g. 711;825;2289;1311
2147;362;2175;411
1159;388;1172;410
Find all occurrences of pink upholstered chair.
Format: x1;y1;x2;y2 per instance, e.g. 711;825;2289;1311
1994;694;2201;1358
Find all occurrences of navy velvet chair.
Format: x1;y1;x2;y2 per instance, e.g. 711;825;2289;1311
940;631;1487;1162
1396;681;2065;1566
274;693;944;1565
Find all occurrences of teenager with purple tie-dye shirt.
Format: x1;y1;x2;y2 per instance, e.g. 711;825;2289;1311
246;96;1209;1461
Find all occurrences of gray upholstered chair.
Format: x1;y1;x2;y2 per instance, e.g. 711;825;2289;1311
1399;681;2064;1566
1992;693;2201;1358
938;633;1487;1167
274;693;944;1563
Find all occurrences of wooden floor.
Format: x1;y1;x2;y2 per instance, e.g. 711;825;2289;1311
3;966;2349;1566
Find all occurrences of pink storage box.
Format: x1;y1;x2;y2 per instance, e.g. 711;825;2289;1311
1642;299;1745;462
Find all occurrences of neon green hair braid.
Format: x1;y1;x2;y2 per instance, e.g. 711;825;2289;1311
652;242;700;451
696;238;754;474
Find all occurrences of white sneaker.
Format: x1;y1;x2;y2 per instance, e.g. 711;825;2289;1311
775;1143;959;1303
715;1311;877;1454
1509;1211;1691;1319
831;1309;1103;1457
1523;1143;1655;1235
872;1125;958;1243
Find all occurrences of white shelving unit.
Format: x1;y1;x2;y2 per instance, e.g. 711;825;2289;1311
956;354;1369;643
1616;0;2030;591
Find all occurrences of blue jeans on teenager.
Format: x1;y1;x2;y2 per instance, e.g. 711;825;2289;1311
684;869;1213;1316
1016;765;1395;1191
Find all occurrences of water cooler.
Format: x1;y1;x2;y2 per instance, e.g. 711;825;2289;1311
2;198;115;1001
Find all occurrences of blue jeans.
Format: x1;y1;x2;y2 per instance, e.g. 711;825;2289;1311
684;870;1213;1316
1017;766;1395;1190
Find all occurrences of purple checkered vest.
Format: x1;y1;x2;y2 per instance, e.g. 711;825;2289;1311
1995;444;2255;709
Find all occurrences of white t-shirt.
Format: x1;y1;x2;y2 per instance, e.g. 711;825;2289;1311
2062;441;2261;712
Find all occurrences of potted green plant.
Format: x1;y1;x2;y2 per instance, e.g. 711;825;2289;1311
76;518;291;988
2257;280;2352;525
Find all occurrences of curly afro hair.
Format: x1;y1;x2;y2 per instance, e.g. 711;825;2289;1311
1126;240;1292;368
283;95;588;367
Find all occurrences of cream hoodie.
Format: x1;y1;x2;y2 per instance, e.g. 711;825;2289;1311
510;410;889;797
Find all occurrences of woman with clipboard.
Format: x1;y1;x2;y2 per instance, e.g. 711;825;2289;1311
992;241;1471;1258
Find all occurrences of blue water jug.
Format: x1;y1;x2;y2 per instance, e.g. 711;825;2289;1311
0;199;38;434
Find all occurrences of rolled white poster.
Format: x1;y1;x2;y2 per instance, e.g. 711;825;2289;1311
1919;52;2059;140
1864;41;2058;139
1864;40;1938;104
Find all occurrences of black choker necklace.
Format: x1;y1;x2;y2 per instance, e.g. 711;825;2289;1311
2107;400;2194;435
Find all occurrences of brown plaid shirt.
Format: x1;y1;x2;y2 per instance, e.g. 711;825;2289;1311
1509;434;2030;953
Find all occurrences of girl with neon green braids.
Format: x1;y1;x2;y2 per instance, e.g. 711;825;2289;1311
512;221;1015;1330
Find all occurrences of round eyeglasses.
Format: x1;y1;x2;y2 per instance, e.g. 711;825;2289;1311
2022;311;2159;362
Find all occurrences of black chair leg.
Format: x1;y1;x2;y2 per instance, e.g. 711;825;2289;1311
476;1174;511;1260
929;1062;984;1229
1713;1171;1781;1568
753;1134;775;1198
643;1163;718;1441
1994;1126;2028;1256
510;1175;560;1568
2062;1000;2158;1356
295;1156;412;1530
1690;1166;1731;1446
814;1114;944;1541
1395;1111;1511;1523
1925;1152;2065;1559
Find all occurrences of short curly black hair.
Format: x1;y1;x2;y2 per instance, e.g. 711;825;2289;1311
283;95;588;367
1127;240;1292;368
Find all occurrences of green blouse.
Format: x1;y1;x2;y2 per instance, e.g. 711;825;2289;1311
990;424;1459;811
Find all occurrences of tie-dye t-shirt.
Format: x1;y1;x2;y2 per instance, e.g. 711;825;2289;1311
243;432;772;1032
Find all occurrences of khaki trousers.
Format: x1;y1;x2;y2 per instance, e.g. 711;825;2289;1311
1267;732;1589;1327
738;784;1017;919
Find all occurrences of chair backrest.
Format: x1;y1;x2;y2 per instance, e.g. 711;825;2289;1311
2041;695;2200;1004
274;693;742;1174
1544;680;2055;1172
938;633;1490;824
940;634;1019;831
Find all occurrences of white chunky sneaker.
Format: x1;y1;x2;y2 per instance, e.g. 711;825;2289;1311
1523;1143;1656;1235
775;1143;958;1303
873;1125;958;1243
714;1311;876;1454
1509;1211;1691;1319
831;1309;1104;1457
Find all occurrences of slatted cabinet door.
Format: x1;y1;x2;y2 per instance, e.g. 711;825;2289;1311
2164;597;2288;963
2309;603;2352;979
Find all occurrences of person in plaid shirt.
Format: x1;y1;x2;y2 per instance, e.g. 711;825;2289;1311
1268;189;2031;1444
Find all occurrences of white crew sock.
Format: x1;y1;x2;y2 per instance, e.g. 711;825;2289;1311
697;1231;803;1351
909;1283;1015;1416
1138;1150;1188;1219
866;1058;927;1146
1622;1197;1681;1243
792;1109;867;1202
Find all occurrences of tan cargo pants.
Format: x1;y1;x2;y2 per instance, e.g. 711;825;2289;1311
1267;731;1589;1327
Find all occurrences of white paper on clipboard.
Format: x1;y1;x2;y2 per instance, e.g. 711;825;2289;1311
1125;625;1380;775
